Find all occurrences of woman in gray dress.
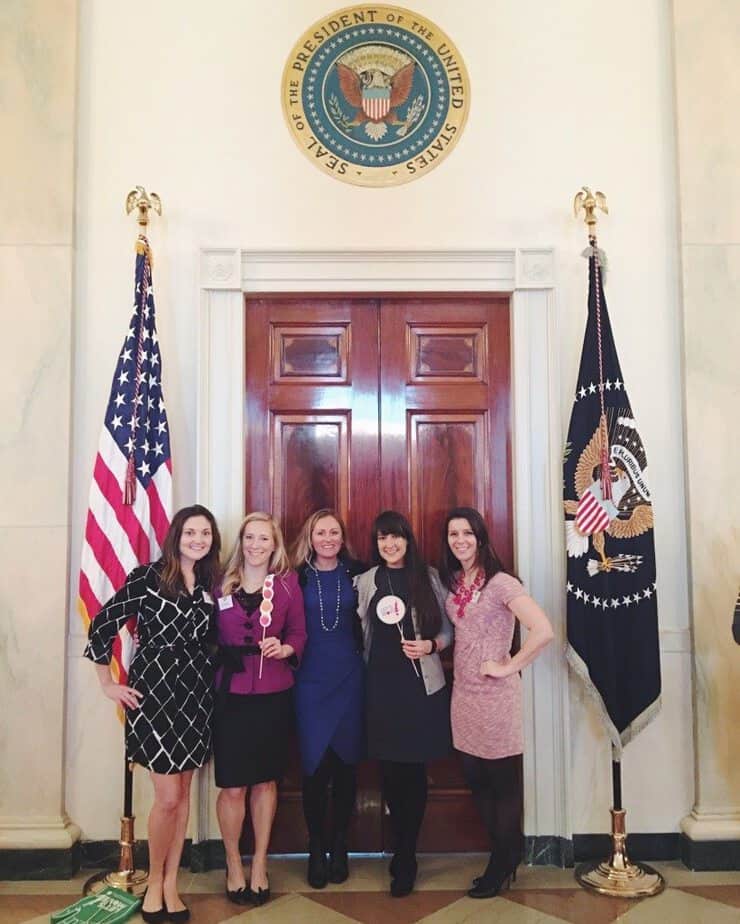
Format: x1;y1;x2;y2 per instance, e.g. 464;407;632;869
356;510;453;897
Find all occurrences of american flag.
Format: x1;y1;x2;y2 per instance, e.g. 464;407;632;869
78;235;172;700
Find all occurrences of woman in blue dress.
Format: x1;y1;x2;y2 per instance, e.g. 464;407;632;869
292;509;365;889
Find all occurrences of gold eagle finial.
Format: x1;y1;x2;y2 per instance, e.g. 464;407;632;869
573;186;608;236
125;186;162;229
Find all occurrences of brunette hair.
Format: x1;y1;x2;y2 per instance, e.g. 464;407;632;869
439;506;507;591
290;508;356;568
221;511;290;595
371;510;441;638
159;504;222;597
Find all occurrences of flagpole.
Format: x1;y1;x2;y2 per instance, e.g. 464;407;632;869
571;189;663;898
84;188;162;897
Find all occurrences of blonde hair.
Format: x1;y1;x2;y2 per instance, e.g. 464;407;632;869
291;508;351;568
222;512;290;595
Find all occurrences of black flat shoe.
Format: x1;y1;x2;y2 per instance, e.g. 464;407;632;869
249;882;271;906
307;839;328;889
328;834;349;884
164;901;190;923
141;909;168;924
140;890;168;924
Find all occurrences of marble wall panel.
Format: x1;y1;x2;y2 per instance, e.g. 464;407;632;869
0;0;77;245
673;1;740;244
682;243;740;814
0;526;69;819
0;246;73;527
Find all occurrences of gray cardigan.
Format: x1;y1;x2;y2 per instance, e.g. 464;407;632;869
355;565;454;696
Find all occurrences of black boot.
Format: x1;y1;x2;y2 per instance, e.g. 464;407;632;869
390;851;417;898
307;837;328;889
328;831;349;883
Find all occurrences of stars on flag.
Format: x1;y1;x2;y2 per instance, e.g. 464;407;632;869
575;379;624;400
567;581;658;610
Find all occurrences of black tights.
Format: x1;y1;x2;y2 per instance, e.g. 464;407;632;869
461;752;523;872
302;747;357;841
381;761;427;858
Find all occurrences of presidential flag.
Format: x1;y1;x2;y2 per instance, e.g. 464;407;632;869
564;249;661;754
78;235;172;704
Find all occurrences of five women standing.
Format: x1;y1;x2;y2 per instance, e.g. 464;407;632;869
88;501;553;907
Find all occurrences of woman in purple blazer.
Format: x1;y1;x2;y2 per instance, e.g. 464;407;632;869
213;512;306;906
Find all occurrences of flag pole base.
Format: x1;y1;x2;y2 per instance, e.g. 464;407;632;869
83;816;148;896
575;809;665;898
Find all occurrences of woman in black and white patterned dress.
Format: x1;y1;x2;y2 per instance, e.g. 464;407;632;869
85;504;221;923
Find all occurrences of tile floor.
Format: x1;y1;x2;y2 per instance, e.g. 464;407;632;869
1;856;739;923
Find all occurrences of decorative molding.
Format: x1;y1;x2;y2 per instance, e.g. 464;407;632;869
681;811;740;842
199;248;241;290
233;248;554;293
517;248;556;289
0;816;81;850
198;246;565;843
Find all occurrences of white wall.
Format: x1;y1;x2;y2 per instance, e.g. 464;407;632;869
66;0;691;841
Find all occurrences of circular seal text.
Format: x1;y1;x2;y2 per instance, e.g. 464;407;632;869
282;4;470;187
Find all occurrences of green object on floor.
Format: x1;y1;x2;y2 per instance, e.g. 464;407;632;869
51;887;141;924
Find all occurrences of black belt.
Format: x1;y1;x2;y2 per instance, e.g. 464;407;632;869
214;644;261;698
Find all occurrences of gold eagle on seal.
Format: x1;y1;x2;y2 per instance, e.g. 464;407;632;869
335;45;416;140
564;415;653;576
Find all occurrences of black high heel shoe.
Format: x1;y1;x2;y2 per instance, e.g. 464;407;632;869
249;877;271;906
140;889;167;924
225;877;251;905
472;858;517;888
468;865;516;899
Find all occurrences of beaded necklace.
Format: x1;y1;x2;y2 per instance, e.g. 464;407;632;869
308;559;341;631
452;568;485;619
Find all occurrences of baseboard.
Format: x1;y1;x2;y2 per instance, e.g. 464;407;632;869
574;833;679;862
524;836;574;867
680;834;740;870
0;843;81;880
190;836;575;871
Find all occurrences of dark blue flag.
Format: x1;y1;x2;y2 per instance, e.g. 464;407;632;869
564;250;661;754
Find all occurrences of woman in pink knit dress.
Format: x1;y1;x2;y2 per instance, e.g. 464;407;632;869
440;507;553;899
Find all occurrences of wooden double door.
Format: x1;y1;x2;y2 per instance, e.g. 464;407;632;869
244;294;512;852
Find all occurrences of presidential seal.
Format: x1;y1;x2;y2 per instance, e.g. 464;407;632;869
282;4;470;187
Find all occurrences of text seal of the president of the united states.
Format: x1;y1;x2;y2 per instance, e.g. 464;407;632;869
282;4;470;187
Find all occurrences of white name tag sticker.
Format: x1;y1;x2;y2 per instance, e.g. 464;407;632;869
217;594;233;610
202;591;214;605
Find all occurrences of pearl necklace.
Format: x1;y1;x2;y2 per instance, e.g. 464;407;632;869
309;561;341;632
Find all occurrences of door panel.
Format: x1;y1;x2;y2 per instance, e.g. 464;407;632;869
246;299;380;563
378;297;512;851
272;414;350;552
244;294;512;853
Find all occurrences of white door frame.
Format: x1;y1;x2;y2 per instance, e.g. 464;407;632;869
196;246;571;851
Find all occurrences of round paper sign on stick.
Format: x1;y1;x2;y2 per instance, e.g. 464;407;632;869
376;595;406;625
